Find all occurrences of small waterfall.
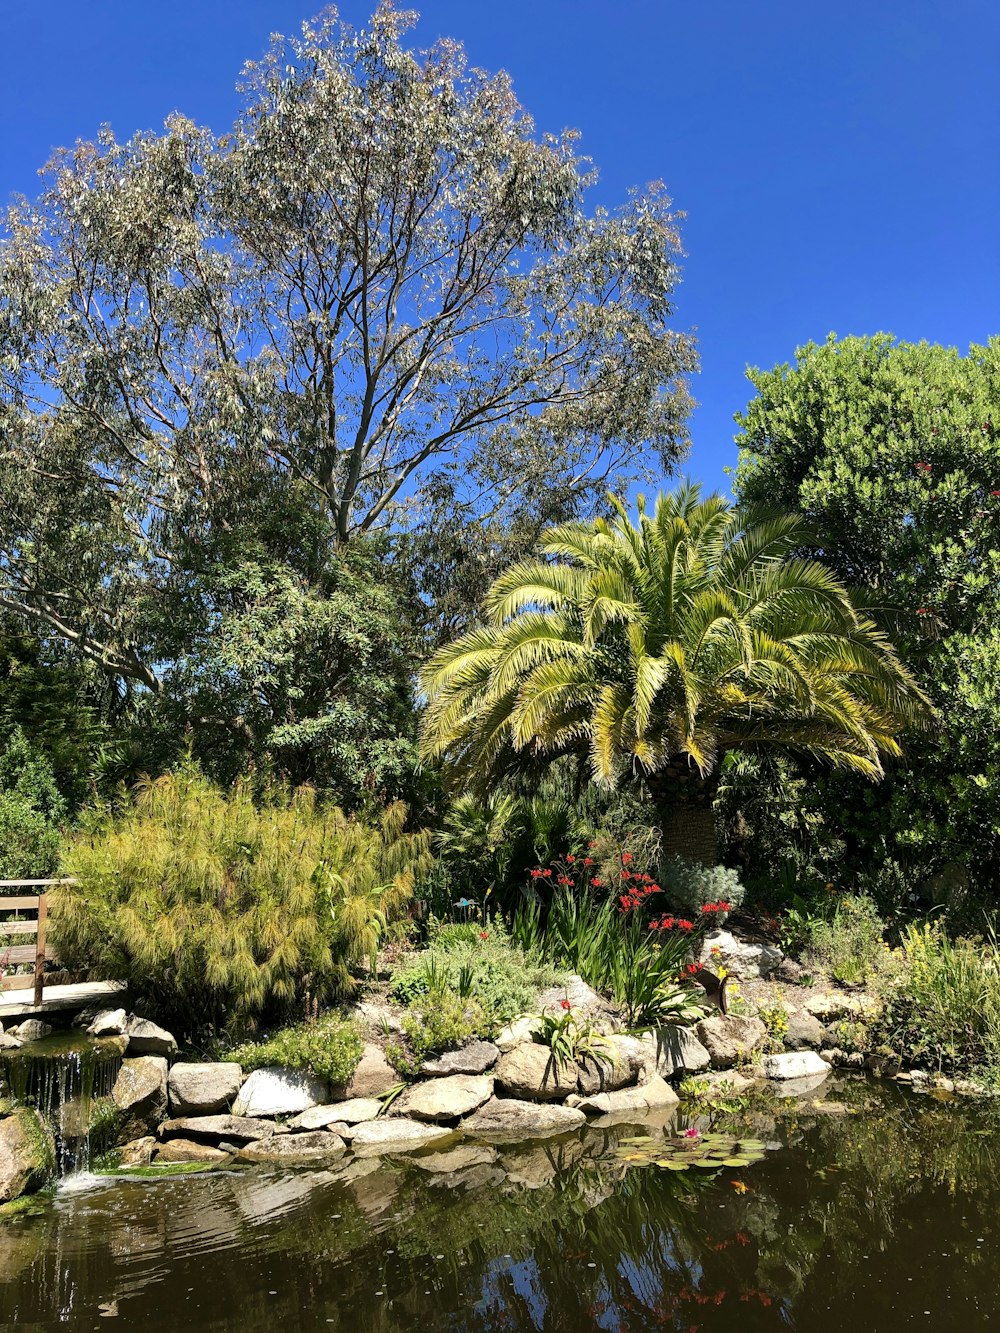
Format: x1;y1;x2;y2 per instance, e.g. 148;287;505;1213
0;1034;123;1181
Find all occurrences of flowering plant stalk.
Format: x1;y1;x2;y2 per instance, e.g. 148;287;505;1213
536;1000;612;1063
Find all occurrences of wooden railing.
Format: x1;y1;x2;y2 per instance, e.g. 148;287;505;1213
0;879;74;1007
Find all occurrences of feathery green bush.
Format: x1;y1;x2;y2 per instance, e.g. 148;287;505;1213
52;770;431;1033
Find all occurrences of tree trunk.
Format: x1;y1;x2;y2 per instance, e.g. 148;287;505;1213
647;764;721;868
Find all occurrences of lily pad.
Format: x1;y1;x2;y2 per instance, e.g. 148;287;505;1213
612;1131;767;1173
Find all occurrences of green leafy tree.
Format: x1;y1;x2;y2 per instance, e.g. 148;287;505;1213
0;727;67;877
420;485;930;865
0;4;695;696
734;333;1000;900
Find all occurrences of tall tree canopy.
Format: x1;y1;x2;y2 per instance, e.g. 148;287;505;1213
420;485;930;865
0;3;695;697
734;333;1000;900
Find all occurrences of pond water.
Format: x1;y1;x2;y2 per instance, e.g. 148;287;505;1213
2;1078;997;1331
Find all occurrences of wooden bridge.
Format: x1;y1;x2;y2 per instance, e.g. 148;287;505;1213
0;880;125;1019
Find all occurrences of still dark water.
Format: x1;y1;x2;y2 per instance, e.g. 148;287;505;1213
2;1078;998;1331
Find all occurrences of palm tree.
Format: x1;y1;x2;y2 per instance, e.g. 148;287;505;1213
420;484;932;866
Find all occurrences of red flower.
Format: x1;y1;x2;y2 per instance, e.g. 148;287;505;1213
541;868;553;878
621;852;634;864
557;875;573;886
560;998;572;1011
678;919;694;932
701;902;718;914
583;857;594;867
685;963;700;975
917;607;928;615
566;854;575;863
529;868;543;878
915;461;932;472
479;930;489;940
990;490;1000;497
719;901;731;912
591;877;603;888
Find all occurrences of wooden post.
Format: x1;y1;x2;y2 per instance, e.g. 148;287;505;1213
33;893;47;1009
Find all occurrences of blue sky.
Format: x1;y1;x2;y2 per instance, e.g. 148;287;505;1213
2;1;997;490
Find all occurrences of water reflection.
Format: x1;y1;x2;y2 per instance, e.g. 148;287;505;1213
2;1079;999;1331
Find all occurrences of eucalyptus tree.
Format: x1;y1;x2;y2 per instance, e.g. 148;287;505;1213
420;485;931;865
0;4;695;697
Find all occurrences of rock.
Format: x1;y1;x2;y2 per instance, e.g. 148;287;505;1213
86;1009;128;1038
232;1067;328;1118
698;1070;757;1095
784;1011;827;1050
0;1107;53;1204
575;1074;680;1118
695;1015;767;1069
289;1098;382;1130
112;1057;168;1140
118;1136;156;1167
339;1044;397;1099
460;1097;586;1141
761;1050;830;1080
576;1044;640;1096
820;1048;839;1064
773;1072;831;1098
394;1074;493;1122
353;1002;403;1035
536;975;618;1023
775;958;806;984
11;1019;52;1043
409;1145;498;1174
238;1131;346;1163
697;930;783;980
125;1017;178;1057
803;992;879;1021
495;1043;578;1102
158;1114;284;1144
0;1032;22;1051
153;1138;232;1165
495;1015;542;1053
639;1027;712;1077
168;1063;243;1116
421;1041;500;1076
350;1118;454;1154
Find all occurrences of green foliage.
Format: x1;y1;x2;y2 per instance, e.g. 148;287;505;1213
805;894;889;986
877;923;1000;1074
0;727;66;878
734;333;1000;902
390;916;559;1031
421;484;930;870
388;990;490;1075
53;770;431;1033
229;1016;363;1087
536;1002;612;1063
662;856;745;915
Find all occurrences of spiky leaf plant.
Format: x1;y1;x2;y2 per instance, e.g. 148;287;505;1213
421;484;932;865
52;771;431;1033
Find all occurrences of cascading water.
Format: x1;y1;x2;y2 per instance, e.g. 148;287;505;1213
0;1034;123;1181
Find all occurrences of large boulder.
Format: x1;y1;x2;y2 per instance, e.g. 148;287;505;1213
639;1027;712;1078
804;992;880;1022
350;1118;454;1154
237;1131;346;1164
125;1017;178;1057
576;1042;642;1096
0;1031;22;1051
153;1138;232;1165
86;1009;128;1038
233;1067;327;1118
421;1041;500;1076
696;930;783;980
536;976;619;1026
760;1050;830;1081
289;1098;382;1130
339;1044;397;1099
0;1107;54;1204
783;1011;827;1050
11;1019;52;1043
158;1114;284;1144
118;1136;156;1167
394;1074;494;1123
695;1015;766;1070
112;1057;168;1140
495;1044;577;1102
168;1063;243;1116
460;1097;586;1141
574;1074;680;1118
495;1016;543;1052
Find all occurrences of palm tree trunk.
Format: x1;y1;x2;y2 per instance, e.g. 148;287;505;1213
647;764;721;867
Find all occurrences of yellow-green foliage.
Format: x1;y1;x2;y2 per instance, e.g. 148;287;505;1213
52;771;431;1032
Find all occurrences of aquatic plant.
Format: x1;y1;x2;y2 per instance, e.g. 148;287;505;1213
614;1130;767;1172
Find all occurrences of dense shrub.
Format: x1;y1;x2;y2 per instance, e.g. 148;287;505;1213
388;990;491;1074
0;727;66;878
53;771;431;1033
229;1016;364;1087
805;895;889;986
389;916;559;1030
662;856;745;917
